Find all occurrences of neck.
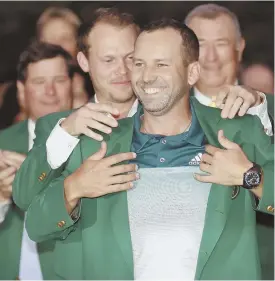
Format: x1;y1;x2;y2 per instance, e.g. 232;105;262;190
96;95;136;119
141;95;191;136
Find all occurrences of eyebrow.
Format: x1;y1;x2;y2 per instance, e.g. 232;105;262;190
133;57;171;62
198;38;231;42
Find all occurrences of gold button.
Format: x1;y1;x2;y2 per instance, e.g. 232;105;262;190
267;205;274;213
57;220;66;228
38;172;46;181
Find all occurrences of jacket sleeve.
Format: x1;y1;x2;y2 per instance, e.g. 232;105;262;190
252;117;274;215
25;168;81;243
12;116;67;211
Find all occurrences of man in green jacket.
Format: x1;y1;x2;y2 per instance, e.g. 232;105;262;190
0;41;74;279
13;7;273;215
185;4;274;278
24;19;274;280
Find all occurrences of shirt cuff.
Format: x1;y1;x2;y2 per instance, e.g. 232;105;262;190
0;200;11;224
46;118;80;169
247;92;273;136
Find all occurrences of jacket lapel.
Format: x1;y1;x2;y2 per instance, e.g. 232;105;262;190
191;98;234;279
80;117;135;279
15;120;29;153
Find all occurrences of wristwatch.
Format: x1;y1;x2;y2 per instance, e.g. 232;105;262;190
242;162;262;190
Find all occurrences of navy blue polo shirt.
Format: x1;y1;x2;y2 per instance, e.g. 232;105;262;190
130;100;206;168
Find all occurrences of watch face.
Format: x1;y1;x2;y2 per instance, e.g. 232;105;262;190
246;171;261;186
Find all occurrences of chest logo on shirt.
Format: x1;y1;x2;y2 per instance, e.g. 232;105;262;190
188;153;202;166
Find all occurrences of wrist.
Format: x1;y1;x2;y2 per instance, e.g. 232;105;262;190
60;119;78;137
241;162;262;190
64;175;80;213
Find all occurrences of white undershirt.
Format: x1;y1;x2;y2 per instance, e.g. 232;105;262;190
127;167;211;280
19;119;43;280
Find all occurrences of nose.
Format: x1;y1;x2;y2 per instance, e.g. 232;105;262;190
204;44;218;62
117;59;128;75
45;81;56;96
142;66;156;83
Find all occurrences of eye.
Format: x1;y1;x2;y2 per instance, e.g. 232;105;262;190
134;62;143;67
105;57;114;63
157;63;168;68
55;76;68;83
32;79;45;85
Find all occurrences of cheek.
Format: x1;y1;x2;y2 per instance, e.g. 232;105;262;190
25;86;42;101
217;47;236;65
92;63;119;86
56;84;72;99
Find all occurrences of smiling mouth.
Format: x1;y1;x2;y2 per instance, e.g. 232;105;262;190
112;81;131;85
142;87;167;95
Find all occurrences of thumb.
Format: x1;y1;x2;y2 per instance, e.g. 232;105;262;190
88;141;107;161
218;130;238;150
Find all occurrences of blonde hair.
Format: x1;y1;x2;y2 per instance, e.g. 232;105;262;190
37;6;81;39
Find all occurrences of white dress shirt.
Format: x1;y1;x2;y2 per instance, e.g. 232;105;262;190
19;119;43;280
194;87;273;136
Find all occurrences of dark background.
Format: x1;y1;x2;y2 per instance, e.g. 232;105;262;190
0;1;273;82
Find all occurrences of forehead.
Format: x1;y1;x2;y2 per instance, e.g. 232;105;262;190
88;23;137;55
26;57;68;77
41;18;75;36
134;28;182;60
188;14;237;40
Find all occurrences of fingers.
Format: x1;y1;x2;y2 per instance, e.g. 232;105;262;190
85;117;113;134
205;144;221;156
0;166;16;181
0;174;15;186
199;162;212;174
108;163;138;176
193;173;215;183
85;102;120;117
81;127;104;141
2;151;26;162
109;172;139;185
238;100;251;117
108;182;134;193
88;141;107;161
201;153;213;165
217;130;239;150
227;97;243;119
220;90;237;119
1;151;26;169
102;152;137;167
86;111;118;128
215;86;230;108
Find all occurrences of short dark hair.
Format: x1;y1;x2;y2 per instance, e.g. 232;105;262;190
78;7;140;55
142;18;199;65
17;41;74;82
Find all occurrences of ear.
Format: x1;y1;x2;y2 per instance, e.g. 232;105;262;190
187;61;200;87
77;51;89;73
237;38;245;62
16;80;26;110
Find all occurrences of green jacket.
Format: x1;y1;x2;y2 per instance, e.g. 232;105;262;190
12;93;274;211
24;98;274;280
0;121;57;279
